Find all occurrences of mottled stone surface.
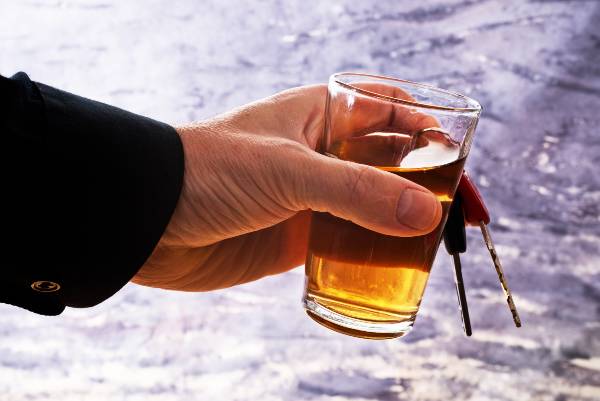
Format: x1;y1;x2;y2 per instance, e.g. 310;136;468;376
1;0;599;400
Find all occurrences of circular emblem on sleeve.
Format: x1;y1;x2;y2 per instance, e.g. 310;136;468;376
31;281;61;293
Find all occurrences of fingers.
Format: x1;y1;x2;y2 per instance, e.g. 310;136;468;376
328;82;440;143
294;150;442;237
216;82;439;155
327;132;429;166
281;82;442;237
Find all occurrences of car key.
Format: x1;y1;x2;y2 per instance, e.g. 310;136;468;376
458;172;522;328
443;193;472;336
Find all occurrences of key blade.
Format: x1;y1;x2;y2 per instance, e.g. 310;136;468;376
479;222;522;327
452;253;472;336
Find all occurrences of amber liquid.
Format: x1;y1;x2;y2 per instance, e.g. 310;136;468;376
304;131;465;339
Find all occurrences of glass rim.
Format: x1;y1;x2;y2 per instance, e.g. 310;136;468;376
332;72;482;113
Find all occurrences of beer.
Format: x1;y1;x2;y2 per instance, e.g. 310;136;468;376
303;130;465;339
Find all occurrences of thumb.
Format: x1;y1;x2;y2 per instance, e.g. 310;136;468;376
296;151;443;237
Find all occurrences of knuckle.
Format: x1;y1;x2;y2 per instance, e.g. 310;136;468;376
347;163;374;205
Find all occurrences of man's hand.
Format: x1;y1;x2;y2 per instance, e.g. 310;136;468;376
132;85;441;291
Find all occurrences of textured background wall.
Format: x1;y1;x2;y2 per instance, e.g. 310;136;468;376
1;1;599;400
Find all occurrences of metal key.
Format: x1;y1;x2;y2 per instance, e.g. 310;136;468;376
458;172;522;328
443;194;472;336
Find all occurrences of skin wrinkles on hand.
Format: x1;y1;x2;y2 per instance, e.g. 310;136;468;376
132;84;442;291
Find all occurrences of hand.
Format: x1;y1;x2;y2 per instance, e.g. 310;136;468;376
132;85;442;291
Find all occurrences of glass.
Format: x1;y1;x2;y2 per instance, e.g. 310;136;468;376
302;72;481;339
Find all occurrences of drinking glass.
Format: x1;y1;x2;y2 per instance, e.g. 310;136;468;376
302;72;481;339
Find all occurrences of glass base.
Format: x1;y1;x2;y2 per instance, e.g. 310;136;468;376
303;297;415;340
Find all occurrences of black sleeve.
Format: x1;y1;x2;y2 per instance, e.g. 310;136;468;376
0;72;184;315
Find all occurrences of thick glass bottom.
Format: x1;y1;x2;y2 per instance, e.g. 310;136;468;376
303;296;416;340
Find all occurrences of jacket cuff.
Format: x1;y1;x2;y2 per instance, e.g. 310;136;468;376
36;82;185;309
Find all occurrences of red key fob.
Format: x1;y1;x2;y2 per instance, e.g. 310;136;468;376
458;172;490;226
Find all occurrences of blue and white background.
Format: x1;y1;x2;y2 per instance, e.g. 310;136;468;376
1;1;599;400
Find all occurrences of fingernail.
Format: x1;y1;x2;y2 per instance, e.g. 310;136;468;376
396;188;441;231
